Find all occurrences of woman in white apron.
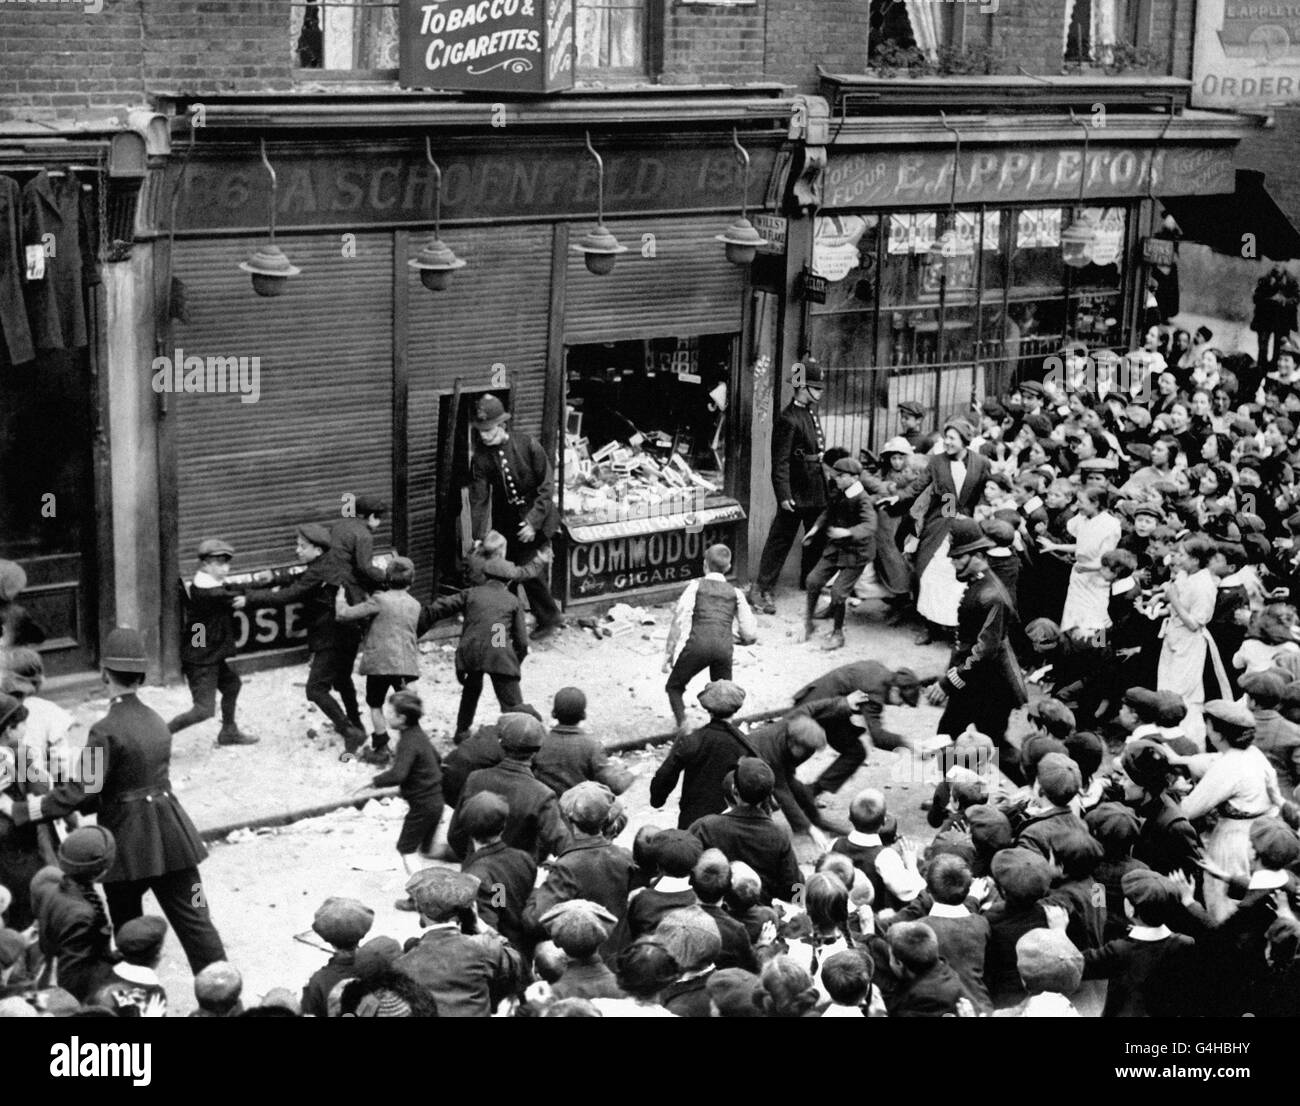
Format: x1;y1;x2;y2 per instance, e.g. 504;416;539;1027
1157;536;1220;748
1052;486;1121;635
1174;699;1284;923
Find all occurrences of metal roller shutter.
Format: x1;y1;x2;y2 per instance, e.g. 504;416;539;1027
405;223;554;598
563;215;746;344
171;233;394;569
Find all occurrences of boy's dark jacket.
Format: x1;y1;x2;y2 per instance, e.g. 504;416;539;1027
179;574;243;666
810;485;878;567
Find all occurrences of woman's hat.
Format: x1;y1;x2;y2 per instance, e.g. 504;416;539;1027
880;436;914;456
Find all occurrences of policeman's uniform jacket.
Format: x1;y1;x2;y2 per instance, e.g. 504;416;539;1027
938;571;1027;711
10;693;208;883
770;401;827;509
469;433;561;555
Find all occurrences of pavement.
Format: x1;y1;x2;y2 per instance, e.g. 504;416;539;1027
49;590;999;1014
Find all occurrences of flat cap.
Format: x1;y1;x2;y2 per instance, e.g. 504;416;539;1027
1085;802;1141;848
966;804;1013;853
498;712;547;751
944;417;976;444
981;518;1017;547
699;679;745;715
1250;817;1300;870
991;848;1051;901
1017;380;1044;397
1078;456;1119;472
1121;868;1179;914
898;400;925;418
355;494;387;517
1202;698;1255;730
1122;686;1163;717
407;868;480;918
1015;928;1084;994
297;523;332;550
312;896;375;947
1035;752;1082;804
197;538;235;558
540;900;618;949
833;457;863;476
654;906;722;972
1131;501;1165;521
116;915;168;960
559;781;616;826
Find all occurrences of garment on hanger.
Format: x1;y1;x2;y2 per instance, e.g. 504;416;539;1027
21;168;99;352
0;174;36;366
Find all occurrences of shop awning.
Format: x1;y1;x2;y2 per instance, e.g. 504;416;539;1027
1161;169;1300;262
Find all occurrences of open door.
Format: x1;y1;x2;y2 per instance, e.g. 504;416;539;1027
431;386;510;595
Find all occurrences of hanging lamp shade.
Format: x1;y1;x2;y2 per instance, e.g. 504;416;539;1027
572;222;628;275
716;215;767;266
239;242;301;298
408;235;467;291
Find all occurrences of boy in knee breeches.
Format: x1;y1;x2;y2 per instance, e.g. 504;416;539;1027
662;545;758;734
803;457;878;651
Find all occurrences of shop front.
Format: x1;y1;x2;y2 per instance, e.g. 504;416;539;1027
146;98;798;672
803;76;1252;457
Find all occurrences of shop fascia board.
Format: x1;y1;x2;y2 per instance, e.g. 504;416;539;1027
154;88;810;134
826;111;1257;148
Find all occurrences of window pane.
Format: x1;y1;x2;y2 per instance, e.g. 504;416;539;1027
577;1;645;71
292;1;399;70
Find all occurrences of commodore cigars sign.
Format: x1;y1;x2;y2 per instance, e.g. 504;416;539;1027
400;0;575;93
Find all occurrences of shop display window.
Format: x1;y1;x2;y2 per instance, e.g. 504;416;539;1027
561;335;740;529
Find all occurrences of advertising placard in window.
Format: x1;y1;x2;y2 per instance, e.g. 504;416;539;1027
399;0;575;92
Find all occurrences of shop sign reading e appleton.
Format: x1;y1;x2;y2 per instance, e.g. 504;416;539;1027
399;0;574;93
823;145;1236;210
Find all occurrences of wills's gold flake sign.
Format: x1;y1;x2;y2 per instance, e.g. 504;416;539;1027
400;0;574;93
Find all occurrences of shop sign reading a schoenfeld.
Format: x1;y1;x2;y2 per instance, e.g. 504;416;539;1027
399;0;575;93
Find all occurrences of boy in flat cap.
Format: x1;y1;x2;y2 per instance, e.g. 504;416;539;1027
460;791;537;947
533;687;633;799
244;525;368;755
1013;753;1090;860
447;713;569;864
984;848;1054;1008
752;358;829;613
421;542;531;740
993;929;1083;1018
168;538;258;746
650;679;754;829
107;915;168;1017
395;867;522;1017
801;457;878;651
523;781;635;945
663;544;758;736
1078;868;1196;1018
301;897;374;1017
897;399;937;455
540;900;622;1001
324;493;389;601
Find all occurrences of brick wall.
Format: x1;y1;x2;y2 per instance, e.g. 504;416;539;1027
662;1;764;85
1149;0;1194;79
0;0;291;122
764;0;871;92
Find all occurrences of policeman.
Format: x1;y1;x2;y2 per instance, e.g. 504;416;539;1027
924;520;1028;778
0;628;226;976
751;357;828;614
468;395;564;641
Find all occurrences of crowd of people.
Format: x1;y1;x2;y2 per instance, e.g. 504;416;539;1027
2;320;1300;1017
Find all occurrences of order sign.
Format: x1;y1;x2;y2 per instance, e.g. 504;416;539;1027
400;0;575;93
